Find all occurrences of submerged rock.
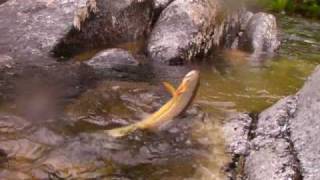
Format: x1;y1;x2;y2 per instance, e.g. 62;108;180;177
65;81;161;128
41;110;205;179
0;114;30;135
0;139;47;161
27;127;65;146
0;170;31;180
85;48;151;81
147;0;221;65
239;12;280;54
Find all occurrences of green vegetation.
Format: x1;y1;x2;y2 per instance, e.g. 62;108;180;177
249;0;320;18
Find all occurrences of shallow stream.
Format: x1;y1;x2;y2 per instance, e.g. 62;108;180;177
1;15;320;179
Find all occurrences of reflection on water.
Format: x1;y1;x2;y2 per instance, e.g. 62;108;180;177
0;15;320;179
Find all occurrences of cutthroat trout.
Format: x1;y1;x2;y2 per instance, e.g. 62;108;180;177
106;70;200;138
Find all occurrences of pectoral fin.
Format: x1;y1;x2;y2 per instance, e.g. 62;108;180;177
162;82;176;97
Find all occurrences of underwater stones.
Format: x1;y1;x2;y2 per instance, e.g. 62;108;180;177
239;12;280;54
147;0;221;65
85;49;150;81
42;140;107;179
0;114;30;134
27;127;65;146
0;170;31;180
0;139;46;160
41;116;204;179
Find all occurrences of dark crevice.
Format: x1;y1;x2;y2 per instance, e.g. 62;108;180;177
225;154;246;180
286;133;304;180
0;0;8;5
247;112;259;140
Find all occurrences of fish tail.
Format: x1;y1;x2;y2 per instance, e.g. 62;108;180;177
104;124;139;138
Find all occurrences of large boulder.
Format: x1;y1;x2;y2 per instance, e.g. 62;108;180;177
242;66;320;180
147;0;222;65
54;0;154;57
244;96;300;180
0;0;88;64
290;66;320;180
239;12;280;54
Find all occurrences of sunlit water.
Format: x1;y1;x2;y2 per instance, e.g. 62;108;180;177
1;15;320;179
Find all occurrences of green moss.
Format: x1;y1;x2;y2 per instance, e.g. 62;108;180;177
249;0;320;18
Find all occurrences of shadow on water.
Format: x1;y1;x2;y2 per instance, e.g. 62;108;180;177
0;15;320;179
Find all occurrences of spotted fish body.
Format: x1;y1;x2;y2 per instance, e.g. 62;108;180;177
106;70;200;138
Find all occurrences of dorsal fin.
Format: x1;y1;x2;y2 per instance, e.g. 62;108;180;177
162;82;176;97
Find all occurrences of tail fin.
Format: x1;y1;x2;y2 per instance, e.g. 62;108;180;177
105;124;139;138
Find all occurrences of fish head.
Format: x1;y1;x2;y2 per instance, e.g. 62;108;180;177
176;70;200;95
182;70;200;86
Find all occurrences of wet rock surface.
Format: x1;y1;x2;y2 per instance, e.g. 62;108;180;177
244;96;300;180
290;66;320;180
42;81;207;179
223;113;252;156
0;0;87;64
0;114;30;134
152;0;173;13
234;67;320;180
54;0;154;57
85;48;152;81
147;0;221;64
239;12;280;55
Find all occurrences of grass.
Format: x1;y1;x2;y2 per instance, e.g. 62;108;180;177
249;0;320;18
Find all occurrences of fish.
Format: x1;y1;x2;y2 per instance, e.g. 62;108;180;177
105;70;200;138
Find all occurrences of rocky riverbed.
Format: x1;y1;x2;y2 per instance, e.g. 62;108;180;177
0;0;320;179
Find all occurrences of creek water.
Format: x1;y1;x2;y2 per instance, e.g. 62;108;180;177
0;15;320;179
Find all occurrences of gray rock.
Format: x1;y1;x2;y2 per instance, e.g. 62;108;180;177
0;139;47;160
0;114;30;134
255;96;297;138
147;0;221;65
245;139;297;180
239;12;280;54
152;0;173;12
54;0;154;57
0;0;87;64
0;170;31;180
244;96;300;180
223;113;252;155
290;66;320;180
85;48;151;81
27;127;65;146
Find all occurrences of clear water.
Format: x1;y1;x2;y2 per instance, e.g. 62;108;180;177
1;15;320;179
